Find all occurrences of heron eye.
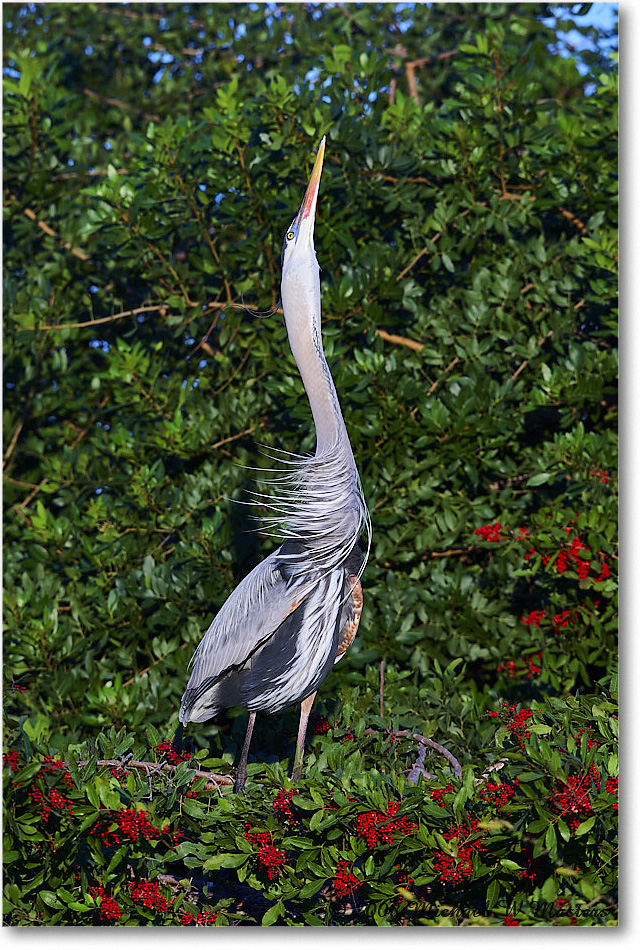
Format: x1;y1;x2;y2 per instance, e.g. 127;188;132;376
287;231;295;241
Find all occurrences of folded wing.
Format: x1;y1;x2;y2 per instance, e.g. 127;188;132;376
179;548;347;723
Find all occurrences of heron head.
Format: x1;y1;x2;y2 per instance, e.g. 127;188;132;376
281;137;326;303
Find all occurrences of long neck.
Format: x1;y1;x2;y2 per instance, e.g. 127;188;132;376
286;319;354;463
276;284;370;575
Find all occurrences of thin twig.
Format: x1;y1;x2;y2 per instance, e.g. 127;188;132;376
379;660;385;718
474;758;508;785
510;329;553;382
407;744;427;786
5;194;91;262
81;86;161;123
396;247;428;283
364;728;462;779
211;425;259;451
3;421;24;466
142;762;165;801
428;356;460;396
22;303;170;332
55;757;234;786
431;545;475;558
375;328;424;352
2;474;39;489
557;206;588;235
15;479;49;511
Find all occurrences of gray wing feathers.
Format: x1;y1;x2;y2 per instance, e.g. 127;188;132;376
246;568;345;713
179;550;318;722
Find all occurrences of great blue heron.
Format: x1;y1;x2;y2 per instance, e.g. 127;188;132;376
178;138;370;792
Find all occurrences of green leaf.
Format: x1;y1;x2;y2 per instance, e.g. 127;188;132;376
262;899;285;926
299;878;327;899
38;891;64;909
486;878;499;910
526;473;552;487
574;815;596;836
203;853;249;871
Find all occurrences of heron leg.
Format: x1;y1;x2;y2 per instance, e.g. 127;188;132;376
172;722;184;753
292;692;316;782
234;711;257;794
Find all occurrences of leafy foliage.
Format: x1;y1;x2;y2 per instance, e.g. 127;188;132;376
3;1;617;927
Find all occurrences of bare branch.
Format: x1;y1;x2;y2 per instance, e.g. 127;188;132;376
5;193;91;262
364;728;462;780
22;303;169;332
55;757;234;787
375;328;424;352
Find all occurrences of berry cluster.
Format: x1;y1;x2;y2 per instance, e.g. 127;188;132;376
548;775;593;831
496;652;542;680
89;886;122;923
3;749;19;771
605;776;618;808
554;607;581;630
180;911;217;926
5;751;76;823
89;878;215;924
522;602;602;637
524;530;611;584
333;860;361;898
486;704;533;749
184;777;201;799
433;816;487;885
27;779;75;823
244;825;272;847
273;788;298;825
244;826;287;880
589;469;610;484
156;741;191;766
573;727;600;752
394;865;415;902
355;799;417;848
310;712;330;735
521;609;546;627
162;823;185;846
518;841;548;882
555;534;592;577
128;879;168;913
430;782;454;808
504;913;520;926
478;780;518;809
474;522;505;542
91;807;161;848
257;844;287;880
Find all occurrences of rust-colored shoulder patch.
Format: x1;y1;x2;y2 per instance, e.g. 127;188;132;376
336;574;363;658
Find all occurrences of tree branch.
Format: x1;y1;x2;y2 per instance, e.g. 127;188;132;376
364;728;462;781
57;757;234;787
375;328;424;352
6;192;91;262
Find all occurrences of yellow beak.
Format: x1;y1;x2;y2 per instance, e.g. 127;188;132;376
298;136;326;221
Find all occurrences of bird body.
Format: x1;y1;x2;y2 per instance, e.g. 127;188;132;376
178;138;369;788
179;541;364;722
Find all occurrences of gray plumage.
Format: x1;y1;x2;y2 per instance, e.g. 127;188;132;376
178;138;370;787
